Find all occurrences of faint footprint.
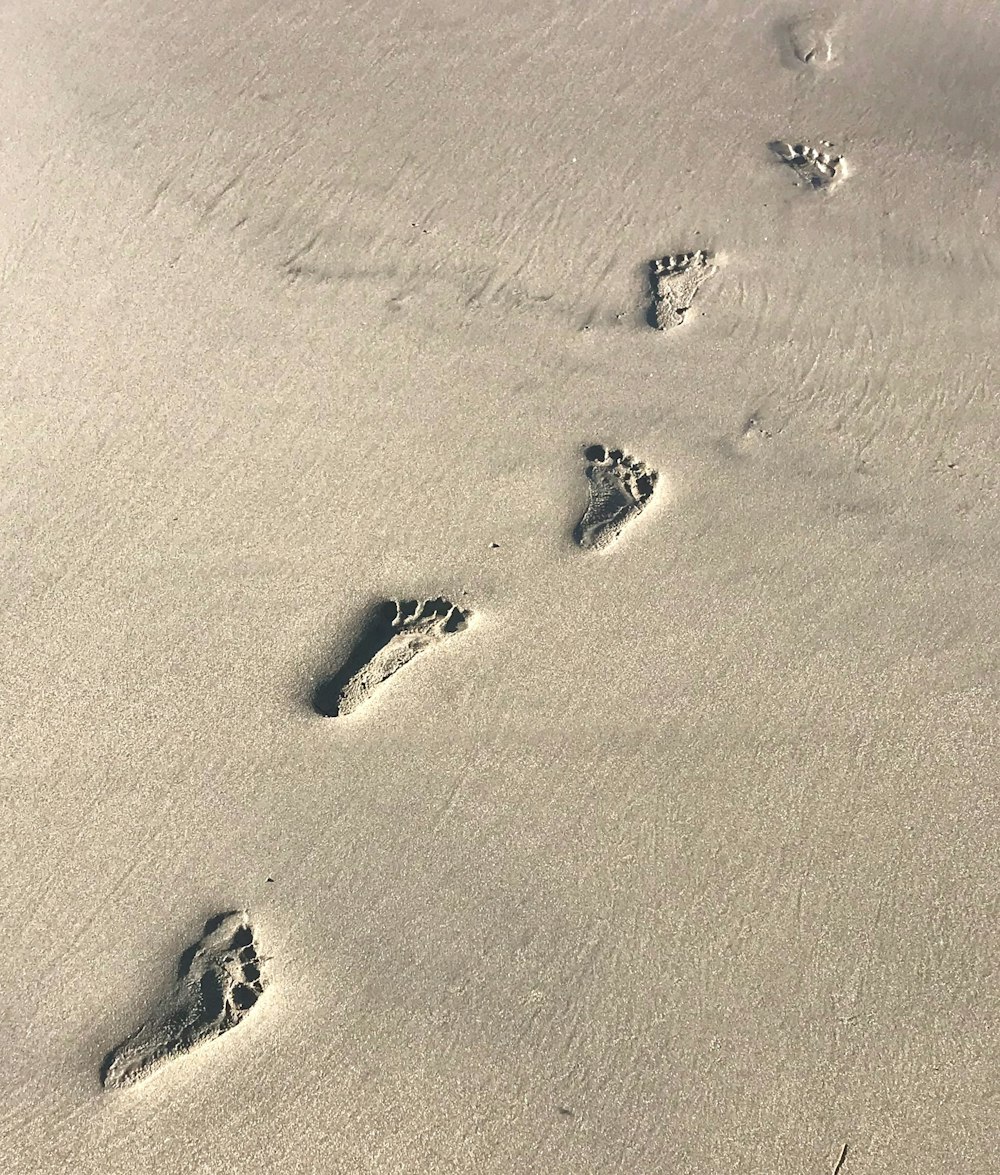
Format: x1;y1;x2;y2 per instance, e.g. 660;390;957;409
312;597;471;717
648;251;717;330
726;408;788;456
770;139;845;189
784;11;837;67
740;411;776;445
575;444;659;550
102;912;267;1090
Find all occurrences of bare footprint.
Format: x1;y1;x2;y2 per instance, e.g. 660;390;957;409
727;407;789;457
770;139;845;189
784;11;837;67
575;444;658;551
312;597;471;717
102;912;267;1090
649;251;717;330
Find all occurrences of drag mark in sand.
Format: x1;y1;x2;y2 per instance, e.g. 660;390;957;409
312;597;471;717
102;912;267;1090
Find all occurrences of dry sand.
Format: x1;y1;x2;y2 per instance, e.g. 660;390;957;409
1;0;997;1171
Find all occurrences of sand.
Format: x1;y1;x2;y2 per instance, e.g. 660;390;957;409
1;0;996;1171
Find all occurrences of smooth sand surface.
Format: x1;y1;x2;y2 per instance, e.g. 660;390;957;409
1;1;997;1171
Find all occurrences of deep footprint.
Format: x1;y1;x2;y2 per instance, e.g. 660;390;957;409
770;139;844;189
575;444;658;550
102;912;267;1091
312;597;471;717
649;251;717;330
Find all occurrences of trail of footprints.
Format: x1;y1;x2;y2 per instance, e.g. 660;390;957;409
99;14;847;1092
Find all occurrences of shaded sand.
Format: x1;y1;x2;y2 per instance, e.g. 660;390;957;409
1;1;997;1172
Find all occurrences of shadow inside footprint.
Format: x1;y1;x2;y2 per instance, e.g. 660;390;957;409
311;601;401;717
644;297;660;331
312;597;470;718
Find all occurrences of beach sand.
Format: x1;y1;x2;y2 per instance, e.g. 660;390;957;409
1;1;996;1171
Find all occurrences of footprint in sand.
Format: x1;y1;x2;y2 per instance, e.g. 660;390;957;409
649;251;717;330
102;912;267;1090
312;597;471;718
727;408;787;456
770;140;845;189
784;11;837;68
575;444;659;551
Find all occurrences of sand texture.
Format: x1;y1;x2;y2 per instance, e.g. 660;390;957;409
1;0;997;1171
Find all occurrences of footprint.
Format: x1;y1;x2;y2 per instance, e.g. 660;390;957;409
770;140;845;189
649;251;717;330
102;912;267;1091
727;408;788;456
784;11;836;67
740;411;776;445
312;597;471;718
575;444;659;551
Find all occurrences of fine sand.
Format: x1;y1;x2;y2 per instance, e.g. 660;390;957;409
1;1;997;1172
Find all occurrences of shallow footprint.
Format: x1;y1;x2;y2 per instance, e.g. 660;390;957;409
575;444;658;551
725;407;788;457
102;912;267;1091
649;251;717;330
770;139;844;189
784;10;836;67
312;597;471;718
